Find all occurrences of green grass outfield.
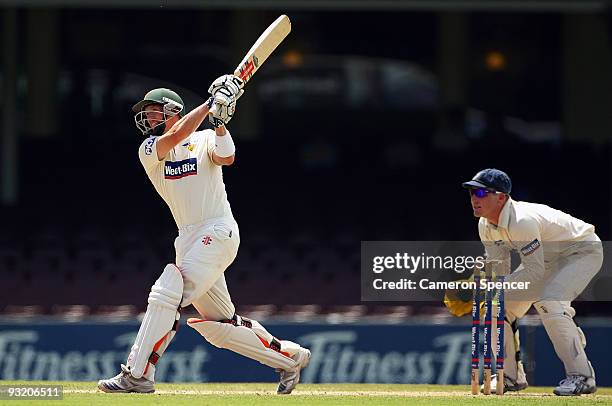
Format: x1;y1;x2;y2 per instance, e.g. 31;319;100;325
1;381;611;405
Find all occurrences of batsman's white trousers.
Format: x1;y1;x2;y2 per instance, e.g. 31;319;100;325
175;217;239;320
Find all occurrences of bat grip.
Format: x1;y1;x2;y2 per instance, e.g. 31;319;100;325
209;103;218;116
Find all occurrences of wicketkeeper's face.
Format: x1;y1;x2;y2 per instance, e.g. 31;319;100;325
468;188;505;218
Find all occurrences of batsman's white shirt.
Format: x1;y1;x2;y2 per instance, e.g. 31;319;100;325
138;129;238;312
138;129;234;229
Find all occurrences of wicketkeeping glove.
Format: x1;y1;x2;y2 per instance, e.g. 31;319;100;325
443;278;485;317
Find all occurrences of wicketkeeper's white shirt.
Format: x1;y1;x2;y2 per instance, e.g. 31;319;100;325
478;198;596;276
138;129;234;229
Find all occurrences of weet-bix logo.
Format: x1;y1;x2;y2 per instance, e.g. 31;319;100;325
165;158;197;179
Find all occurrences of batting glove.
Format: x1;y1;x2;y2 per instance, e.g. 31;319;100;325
208;74;244;101
206;96;237;128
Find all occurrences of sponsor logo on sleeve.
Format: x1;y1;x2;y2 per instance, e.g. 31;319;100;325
520;239;541;256
144;138;155;155
164;158;198;179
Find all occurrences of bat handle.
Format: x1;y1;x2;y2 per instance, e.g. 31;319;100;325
209;103;218;116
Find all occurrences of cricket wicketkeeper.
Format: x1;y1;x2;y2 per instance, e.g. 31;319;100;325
446;168;602;396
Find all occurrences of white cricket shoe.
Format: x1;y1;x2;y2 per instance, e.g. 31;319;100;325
277;348;311;395
97;364;155;393
482;374;528;393
553;375;596;396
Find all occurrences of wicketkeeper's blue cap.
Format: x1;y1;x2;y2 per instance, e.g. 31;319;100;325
462;168;512;194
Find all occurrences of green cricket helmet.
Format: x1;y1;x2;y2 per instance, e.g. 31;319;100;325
132;88;185;136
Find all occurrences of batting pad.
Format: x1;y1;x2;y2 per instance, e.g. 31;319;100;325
187;318;298;371
248;318;301;358
128;264;183;379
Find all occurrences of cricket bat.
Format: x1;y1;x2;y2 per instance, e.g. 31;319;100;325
233;14;292;85
210;14;291;114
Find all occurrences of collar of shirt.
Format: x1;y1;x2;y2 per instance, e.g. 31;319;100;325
483;197;513;230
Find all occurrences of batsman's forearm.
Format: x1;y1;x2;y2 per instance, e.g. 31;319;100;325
155;103;211;160
167;103;211;141
215;125;227;136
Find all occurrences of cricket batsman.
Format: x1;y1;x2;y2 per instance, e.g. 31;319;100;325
446;168;602;396
97;76;310;394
